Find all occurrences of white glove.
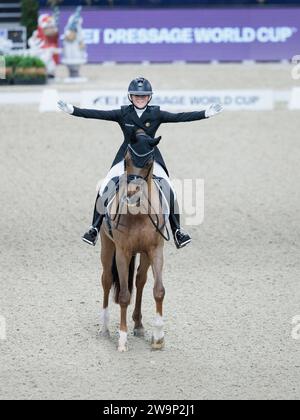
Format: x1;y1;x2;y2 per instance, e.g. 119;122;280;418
205;103;223;118
57;100;74;115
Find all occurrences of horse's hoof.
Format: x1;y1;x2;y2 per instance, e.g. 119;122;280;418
99;329;110;338
133;327;145;337
151;337;165;350
118;343;128;352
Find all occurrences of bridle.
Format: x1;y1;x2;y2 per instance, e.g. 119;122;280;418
126;144;154;182
105;146;170;242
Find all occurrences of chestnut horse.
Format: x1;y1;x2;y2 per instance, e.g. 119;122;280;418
99;131;169;352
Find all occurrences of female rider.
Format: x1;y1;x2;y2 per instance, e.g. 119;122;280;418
58;77;223;249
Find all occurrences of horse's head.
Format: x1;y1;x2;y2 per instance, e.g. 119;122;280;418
124;129;161;202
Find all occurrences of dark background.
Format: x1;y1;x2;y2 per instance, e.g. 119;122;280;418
37;0;300;8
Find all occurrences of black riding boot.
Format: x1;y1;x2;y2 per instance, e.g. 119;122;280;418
92;195;105;231
159;179;192;249
82;195;104;246
82;177;119;247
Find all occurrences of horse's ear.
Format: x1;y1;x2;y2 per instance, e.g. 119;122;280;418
149;136;162;147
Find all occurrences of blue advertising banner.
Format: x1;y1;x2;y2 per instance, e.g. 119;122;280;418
42;7;300;62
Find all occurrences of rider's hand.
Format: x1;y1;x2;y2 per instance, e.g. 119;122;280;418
57;100;74;115
205;103;223;118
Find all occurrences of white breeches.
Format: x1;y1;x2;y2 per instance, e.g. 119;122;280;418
99;160;174;196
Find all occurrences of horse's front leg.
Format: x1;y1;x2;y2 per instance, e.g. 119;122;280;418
149;246;165;350
116;249;131;352
99;229;115;336
132;253;150;337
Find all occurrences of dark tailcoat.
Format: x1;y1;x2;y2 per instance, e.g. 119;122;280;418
72;104;207;175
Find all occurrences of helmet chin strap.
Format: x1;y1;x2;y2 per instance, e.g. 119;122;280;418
128;94;152;109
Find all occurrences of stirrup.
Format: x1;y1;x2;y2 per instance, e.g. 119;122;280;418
81;226;99;246
173;228;192;249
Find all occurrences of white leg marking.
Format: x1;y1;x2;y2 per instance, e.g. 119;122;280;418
100;308;110;334
152;313;164;341
118;330;128;352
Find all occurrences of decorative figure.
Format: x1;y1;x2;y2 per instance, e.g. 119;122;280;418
61;6;87;80
28;9;60;78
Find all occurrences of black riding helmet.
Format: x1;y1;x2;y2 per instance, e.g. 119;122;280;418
128;77;153;108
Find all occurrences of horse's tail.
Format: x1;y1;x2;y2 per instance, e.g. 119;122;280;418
111;252;136;304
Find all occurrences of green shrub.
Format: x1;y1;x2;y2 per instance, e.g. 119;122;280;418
31;57;46;68
5;55;46;70
4;55;47;84
4;55;23;68
15;56;46;69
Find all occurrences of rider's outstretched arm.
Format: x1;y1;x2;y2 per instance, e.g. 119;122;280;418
57;100;121;122
160;103;223;123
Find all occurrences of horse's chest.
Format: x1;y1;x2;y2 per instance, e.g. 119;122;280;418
119;216;161;251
